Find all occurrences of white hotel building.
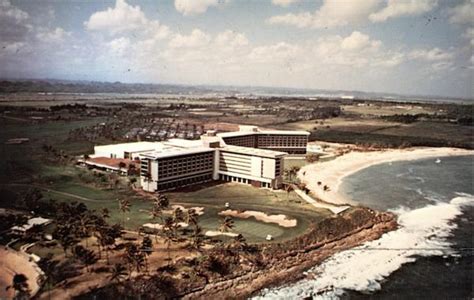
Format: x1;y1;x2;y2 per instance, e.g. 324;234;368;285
91;126;309;192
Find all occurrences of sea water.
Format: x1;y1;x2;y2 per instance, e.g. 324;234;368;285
255;155;473;299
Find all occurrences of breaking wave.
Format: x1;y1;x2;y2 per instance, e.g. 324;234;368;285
255;193;474;299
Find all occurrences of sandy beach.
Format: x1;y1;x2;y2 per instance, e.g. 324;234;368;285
299;147;474;205
0;247;42;299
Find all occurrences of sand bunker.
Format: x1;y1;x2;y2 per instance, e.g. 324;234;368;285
219;210;297;228
0;247;42;299
142;222;189;230
205;231;239;237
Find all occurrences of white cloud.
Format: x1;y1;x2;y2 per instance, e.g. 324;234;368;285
271;0;300;8
214;30;248;47
447;0;473;24
369;0;437;23
36;27;71;43
267;0;380;28
409;48;454;62
85;0;147;34
84;0;169;39
107;37;131;57
174;0;223;16
0;0;31;42
341;31;380;50
463;27;474;46
168;29;211;48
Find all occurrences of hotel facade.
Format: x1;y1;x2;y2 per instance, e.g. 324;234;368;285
90;126;309;192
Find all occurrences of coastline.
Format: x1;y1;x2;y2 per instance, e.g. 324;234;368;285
299;147;474;206
183;209;397;299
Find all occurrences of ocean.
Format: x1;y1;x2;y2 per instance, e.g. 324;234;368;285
255;155;473;299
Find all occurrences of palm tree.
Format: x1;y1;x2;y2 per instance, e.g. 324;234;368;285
162;217;178;264
190;225;205;252
77;212;94;248
101;208;110;220
53;224;77;257
172;207;184;224
6;274;30;300
37;254;59;300
185;208;199;227
73;245;97;272
109;263;128;284
119;199;131;227
124;243;145;274
219;216;234;233
140;236;153;273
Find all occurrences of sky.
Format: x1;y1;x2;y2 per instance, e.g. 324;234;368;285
0;0;472;98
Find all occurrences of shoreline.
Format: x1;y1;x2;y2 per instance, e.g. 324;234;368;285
299;147;474;206
183;209;398;299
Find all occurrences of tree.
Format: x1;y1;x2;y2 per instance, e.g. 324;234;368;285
74;245;98;272
53;224;78;257
38;254;59;300
118;162;126;169
118;199;131;227
124;243;145;274
140;236;153;273
22;187;43;213
219;216;234;233
6;274;30;300
190;225;205;252
172;207;184;224
185;208;199;227
109;263;128;284
161;217;178;264
101;208;110;220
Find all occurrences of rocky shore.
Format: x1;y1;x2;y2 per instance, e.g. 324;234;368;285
183;209;398;299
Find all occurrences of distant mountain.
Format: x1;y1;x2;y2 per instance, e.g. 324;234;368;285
0;78;470;103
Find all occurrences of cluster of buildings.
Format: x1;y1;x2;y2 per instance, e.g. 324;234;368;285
88;126;309;192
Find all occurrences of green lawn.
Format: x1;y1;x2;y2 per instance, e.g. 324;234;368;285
168;183;332;243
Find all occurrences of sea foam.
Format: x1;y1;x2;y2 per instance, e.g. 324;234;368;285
255;194;474;299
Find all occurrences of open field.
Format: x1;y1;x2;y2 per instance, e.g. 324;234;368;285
168;183;331;243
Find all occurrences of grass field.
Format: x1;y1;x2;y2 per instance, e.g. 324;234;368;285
168;183;331;243
0;114;331;244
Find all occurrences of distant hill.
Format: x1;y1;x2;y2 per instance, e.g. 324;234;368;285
0;78;469;103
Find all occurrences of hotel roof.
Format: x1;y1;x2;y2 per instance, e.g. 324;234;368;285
139;146;214;160
164;138;204;148
217;129;310;138
221;145;287;158
94;141;161;152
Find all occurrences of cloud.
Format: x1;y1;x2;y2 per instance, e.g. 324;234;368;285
84;0;169;38
174;0;223;16
271;0;300;8
267;0;380;28
107;37;131;57
447;0;473;24
168;29;211;48
214;30;248;47
463;27;474;46
36;27;71;43
0;0;31;42
369;0;437;23
408;47;455;71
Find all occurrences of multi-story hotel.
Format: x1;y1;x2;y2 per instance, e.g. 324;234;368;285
89;126;309;192
217;125;309;154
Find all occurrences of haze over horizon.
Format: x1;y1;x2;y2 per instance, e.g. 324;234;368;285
1;0;473;98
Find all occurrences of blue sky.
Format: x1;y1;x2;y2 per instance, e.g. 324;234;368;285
0;0;472;98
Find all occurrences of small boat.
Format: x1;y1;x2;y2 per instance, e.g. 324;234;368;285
435;158;441;164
